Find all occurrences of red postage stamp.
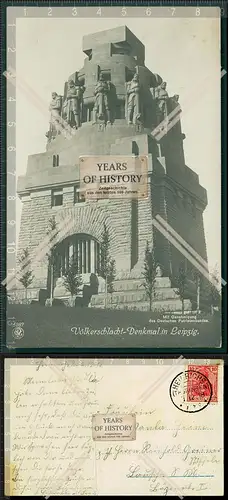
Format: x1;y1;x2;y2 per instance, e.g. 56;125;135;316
187;365;219;403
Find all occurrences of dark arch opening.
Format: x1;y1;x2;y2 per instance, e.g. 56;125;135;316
52;233;100;284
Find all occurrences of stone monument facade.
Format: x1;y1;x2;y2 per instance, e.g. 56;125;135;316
17;26;208;309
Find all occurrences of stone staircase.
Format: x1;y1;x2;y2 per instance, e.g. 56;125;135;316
90;276;192;311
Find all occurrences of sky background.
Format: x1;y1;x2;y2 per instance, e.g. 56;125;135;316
15;15;221;271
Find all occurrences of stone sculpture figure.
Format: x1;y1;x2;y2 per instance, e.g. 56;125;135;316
156;265;163;278
61;99;68;121
154;82;169;125
172;94;179;103
93;74;111;124
48;92;62;135
90;273;99;295
126;73;141;125
66;78;85;129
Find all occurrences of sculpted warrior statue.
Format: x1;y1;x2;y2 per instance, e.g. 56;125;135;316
154;82;169;125
126;73;141;125
49;92;62;134
93;74;111;124
66;78;85;129
172;94;179;103
61;98;68;121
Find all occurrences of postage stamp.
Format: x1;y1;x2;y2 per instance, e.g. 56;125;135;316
169;370;212;413
92;413;136;441
187;364;219;403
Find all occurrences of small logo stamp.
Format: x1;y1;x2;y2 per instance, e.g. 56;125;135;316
12;325;24;339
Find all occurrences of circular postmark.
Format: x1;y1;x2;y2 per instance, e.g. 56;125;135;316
169;370;212;413
12;326;24;339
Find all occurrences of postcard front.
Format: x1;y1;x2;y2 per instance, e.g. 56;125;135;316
4;6;222;350
4;358;224;496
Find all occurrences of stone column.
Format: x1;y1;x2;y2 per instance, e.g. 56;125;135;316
79;240;82;273
83;240;86;273
87;240;89;273
91;240;95;273
69;243;73;259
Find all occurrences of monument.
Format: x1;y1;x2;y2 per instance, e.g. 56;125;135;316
17;26;208;310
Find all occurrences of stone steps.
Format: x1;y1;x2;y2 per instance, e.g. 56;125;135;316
90;274;192;311
112;276;171;291
91;287;178;305
90;298;191;312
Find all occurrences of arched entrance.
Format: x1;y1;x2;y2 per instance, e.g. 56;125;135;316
54;233;100;279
